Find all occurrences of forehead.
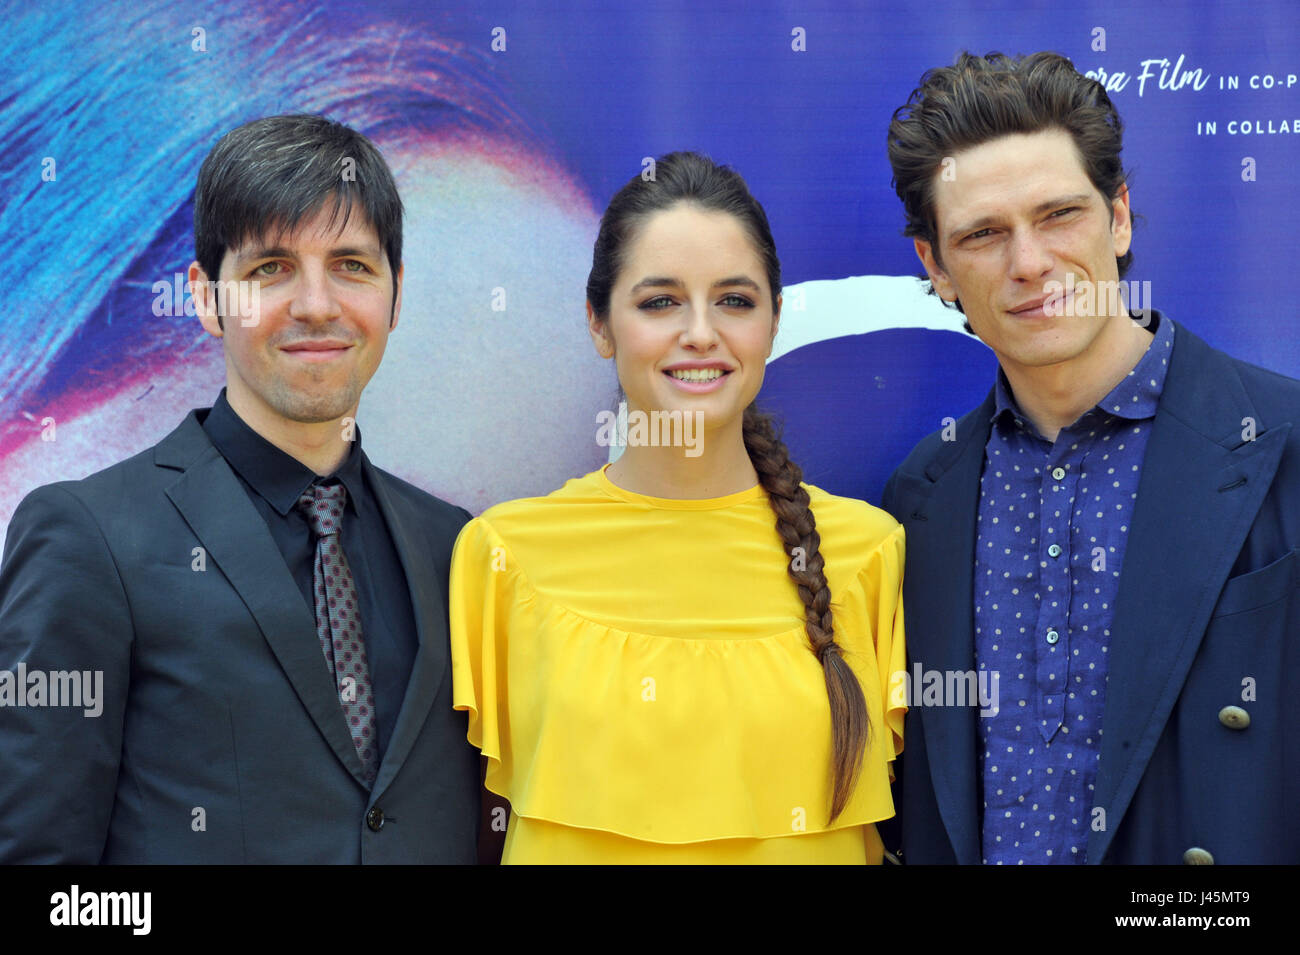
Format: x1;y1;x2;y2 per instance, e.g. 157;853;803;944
930;129;1097;232
227;202;383;259
620;204;763;277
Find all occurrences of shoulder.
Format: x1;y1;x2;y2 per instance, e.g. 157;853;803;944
886;394;994;491
10;422;189;532
805;485;901;543
1175;322;1300;410
365;463;472;529
471;470;607;538
1223;352;1300;416
452;470;607;560
803;485;905;594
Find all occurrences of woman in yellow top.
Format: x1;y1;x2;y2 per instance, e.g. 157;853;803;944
449;152;905;863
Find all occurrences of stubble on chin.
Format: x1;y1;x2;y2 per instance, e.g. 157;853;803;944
267;376;362;424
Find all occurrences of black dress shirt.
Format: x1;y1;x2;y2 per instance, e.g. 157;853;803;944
201;389;419;763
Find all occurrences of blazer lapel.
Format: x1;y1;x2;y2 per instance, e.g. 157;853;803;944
895;391;996;864
365;462;453;798
1087;325;1290;862
157;414;371;788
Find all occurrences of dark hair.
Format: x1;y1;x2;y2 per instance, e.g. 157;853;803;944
887;51;1134;322
193;114;403;300
586;152;870;823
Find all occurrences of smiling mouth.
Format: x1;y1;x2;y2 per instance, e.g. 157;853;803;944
663;368;732;392
1010;291;1070;317
666;368;729;382
281;344;352;363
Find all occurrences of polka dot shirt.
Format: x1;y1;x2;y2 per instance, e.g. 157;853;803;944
974;313;1175;864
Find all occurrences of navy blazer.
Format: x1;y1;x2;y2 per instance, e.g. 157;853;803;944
0;410;480;863
881;318;1300;864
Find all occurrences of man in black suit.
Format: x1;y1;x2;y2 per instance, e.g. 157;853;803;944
0;114;480;862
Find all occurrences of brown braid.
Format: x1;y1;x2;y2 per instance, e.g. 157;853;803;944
742;404;870;824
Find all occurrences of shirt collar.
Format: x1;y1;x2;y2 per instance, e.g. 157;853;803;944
202;388;366;516
991;310;1174;432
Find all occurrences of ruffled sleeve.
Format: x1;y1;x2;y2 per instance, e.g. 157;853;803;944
448;516;512;791
833;522;907;776
448;499;907;842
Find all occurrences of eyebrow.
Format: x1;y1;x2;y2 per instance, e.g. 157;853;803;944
232;244;384;265
947;193;1094;243
628;275;762;293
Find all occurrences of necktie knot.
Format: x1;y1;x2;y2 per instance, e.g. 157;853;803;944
297;483;347;538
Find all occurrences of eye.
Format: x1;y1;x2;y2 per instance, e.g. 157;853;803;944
638;295;676;310
719;293;754;308
1049;206;1081;219
965;228;994;241
253;261;283;276
341;259;370;273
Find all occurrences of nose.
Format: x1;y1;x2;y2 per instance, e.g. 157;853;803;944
1007;227;1054;284
286;262;342;322
679;298;720;350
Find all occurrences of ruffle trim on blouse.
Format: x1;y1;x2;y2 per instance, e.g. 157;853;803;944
452;519;905;844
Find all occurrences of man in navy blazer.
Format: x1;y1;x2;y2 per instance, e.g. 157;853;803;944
0;115;480;862
879;52;1299;864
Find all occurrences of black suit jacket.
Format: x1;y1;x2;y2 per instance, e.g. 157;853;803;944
0;410;480;862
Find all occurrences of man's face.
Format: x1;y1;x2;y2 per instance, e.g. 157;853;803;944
914;128;1132;378
189;206;402;436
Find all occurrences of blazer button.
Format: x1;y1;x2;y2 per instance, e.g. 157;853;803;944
366;807;385;832
1218;705;1250;730
1183;847;1214;865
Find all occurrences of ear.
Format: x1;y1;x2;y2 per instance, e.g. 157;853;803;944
1110;184;1132;259
587;301;615;359
189;261;223;337
914;238;958;302
389;263;403;332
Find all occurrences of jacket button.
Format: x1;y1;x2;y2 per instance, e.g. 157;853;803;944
1218;705;1250;730
366;807;385;832
1183;846;1214;865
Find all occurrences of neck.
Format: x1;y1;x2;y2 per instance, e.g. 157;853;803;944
225;388;356;476
1003;313;1154;443
605;410;758;499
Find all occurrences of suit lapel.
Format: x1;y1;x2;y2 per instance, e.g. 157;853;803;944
1087;326;1290;862
896;392;995;864
158;414;370;788
365;463;453;798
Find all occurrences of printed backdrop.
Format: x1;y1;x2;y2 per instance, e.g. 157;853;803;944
2;0;1297;551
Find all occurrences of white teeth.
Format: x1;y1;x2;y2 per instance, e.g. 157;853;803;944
668;368;726;382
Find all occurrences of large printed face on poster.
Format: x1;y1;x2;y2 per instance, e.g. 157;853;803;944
2;1;1297;549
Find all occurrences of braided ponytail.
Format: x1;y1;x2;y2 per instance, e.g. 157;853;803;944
743;404;870;823
584;152;868;822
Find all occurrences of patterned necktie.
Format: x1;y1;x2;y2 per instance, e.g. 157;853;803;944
297;483;378;785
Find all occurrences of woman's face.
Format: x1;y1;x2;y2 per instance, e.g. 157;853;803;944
590;203;780;437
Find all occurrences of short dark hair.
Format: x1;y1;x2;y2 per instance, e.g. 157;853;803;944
193;114;403;289
887;51;1134;316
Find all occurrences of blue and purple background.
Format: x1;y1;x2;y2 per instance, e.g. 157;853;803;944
3;0;1296;550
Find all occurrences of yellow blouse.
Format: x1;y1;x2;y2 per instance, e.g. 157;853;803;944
449;465;906;864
